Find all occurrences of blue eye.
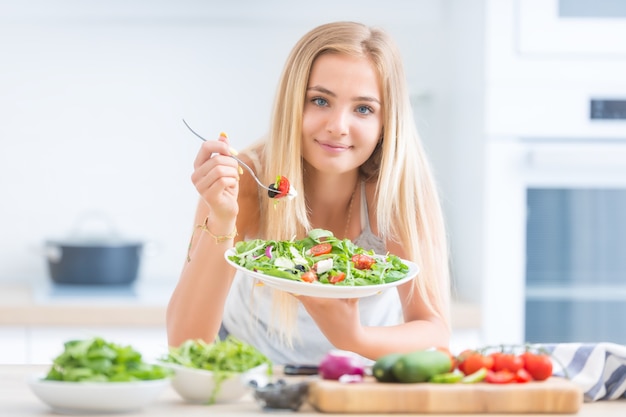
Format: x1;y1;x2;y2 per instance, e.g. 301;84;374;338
356;105;373;115
312;97;328;106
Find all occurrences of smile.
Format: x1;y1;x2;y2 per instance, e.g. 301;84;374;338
315;140;352;153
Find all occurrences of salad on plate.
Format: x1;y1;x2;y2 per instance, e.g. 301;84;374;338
226;229;411;287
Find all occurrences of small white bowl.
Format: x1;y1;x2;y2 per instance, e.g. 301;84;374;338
162;363;269;404
28;374;170;414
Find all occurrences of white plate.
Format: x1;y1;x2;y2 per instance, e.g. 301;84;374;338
28;374;169;414
224;248;419;298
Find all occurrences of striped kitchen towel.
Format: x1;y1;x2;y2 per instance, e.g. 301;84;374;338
542;342;626;402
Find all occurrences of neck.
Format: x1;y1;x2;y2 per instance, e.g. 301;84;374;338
303;170;360;238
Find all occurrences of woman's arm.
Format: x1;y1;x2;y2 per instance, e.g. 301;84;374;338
166;138;257;347
166;200;238;346
295;236;450;360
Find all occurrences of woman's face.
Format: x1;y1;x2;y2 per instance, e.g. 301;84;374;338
301;53;383;175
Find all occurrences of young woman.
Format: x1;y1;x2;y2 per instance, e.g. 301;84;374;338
167;21;451;364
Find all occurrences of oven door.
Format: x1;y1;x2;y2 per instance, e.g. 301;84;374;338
482;140;626;345
518;0;626;56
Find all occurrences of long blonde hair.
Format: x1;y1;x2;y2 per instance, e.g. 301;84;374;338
252;21;450;336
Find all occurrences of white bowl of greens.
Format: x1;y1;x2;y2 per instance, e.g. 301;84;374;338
28;337;171;414
161;336;272;404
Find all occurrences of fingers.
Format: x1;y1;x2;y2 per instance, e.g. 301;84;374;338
190;132;241;215
193;132;234;170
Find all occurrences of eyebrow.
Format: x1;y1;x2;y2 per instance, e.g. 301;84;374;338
307;85;381;105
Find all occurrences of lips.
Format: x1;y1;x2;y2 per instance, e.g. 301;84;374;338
315;140;352;153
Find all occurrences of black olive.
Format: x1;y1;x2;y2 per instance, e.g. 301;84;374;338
294;264;306;272
267;183;279;198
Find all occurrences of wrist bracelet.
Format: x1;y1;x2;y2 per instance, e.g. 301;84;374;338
186;216;237;263
198;216;238;243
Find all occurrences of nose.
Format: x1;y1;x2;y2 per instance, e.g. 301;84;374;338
326;108;349;137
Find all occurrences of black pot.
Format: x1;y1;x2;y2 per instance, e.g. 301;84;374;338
45;239;143;285
44;213;144;285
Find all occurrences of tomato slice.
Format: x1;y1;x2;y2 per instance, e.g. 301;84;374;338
328;271;346;284
485;370;515;384
514;368;532;383
351;254;376;270
310;243;332;256
301;271;317;283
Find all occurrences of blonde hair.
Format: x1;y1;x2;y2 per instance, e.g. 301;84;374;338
251;21;450;341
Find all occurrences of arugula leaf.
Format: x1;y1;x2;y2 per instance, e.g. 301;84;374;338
161;336;272;404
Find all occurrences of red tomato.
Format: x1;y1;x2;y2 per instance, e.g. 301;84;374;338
276;176;290;197
486;369;515;384
301;271;317;283
328;271;346;284
351;254;376;270
493;353;524;373
310;243;332;256
514;368;532;383
456;349;474;373
521;352;553;381
460;353;494;376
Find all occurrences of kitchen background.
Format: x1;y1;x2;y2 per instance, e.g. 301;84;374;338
0;0;484;296
1;0;625;362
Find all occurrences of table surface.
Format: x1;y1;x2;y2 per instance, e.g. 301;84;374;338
2;365;625;417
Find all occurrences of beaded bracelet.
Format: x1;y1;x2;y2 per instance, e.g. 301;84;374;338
186;216;237;262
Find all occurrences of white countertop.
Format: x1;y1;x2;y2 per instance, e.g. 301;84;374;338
0;279;480;329
0;279;175;326
3;365;626;417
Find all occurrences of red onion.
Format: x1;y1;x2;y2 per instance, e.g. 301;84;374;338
318;350;365;381
265;245;273;259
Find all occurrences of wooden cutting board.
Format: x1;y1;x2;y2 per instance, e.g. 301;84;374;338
308;377;583;414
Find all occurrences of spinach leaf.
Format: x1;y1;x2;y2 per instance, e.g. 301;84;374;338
45;337;171;382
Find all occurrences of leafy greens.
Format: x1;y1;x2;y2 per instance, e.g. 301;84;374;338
228;228;409;286
161;336;272;404
44;337;171;382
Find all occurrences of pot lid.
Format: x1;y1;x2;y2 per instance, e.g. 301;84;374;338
46;211;142;246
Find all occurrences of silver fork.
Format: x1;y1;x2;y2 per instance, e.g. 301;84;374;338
182;119;278;195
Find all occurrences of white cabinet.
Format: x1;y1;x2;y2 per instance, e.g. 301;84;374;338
0;327;28;364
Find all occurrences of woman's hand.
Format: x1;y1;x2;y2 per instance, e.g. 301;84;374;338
191;134;240;222
295;296;363;350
